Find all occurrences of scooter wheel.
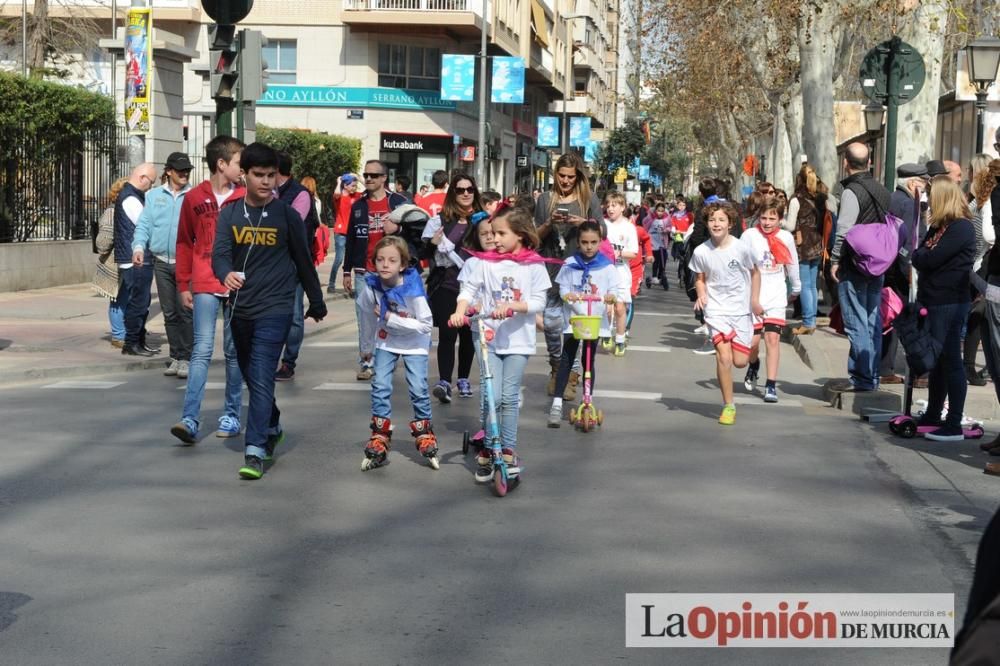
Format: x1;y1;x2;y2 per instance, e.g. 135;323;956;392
581;415;591;433
968;426;985;440
568;410;577;425
493;470;508;497
596;409;603;425
900;421;917;439
888;421;899;435
462;431;470;455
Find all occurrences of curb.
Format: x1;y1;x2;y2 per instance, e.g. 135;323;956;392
0;316;356;386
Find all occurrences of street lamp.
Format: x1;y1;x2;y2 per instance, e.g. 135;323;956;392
966;37;1000;153
561;13;588;155
863;102;885;178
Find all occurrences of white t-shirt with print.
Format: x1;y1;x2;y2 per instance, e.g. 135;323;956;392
554;260;620;336
457;258;551;355
688;237;756;316
741;227;801;311
605;217;638;288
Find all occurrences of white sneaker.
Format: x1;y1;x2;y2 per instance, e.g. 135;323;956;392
164;359;179;376
176;360;189;379
547;402;562;428
692;338;716;355
694;324;708;335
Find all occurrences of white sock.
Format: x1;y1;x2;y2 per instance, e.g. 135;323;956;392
552;397;563;409
615;334;626;344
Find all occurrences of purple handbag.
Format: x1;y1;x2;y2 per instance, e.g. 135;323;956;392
845;212;903;277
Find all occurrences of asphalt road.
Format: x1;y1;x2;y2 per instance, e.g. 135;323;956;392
0;281;985;664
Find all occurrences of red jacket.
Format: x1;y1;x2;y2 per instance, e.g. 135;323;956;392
630;224;653;295
176;180;245;294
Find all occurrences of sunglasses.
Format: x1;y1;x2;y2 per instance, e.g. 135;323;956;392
363;172;385;179
453;186;476;195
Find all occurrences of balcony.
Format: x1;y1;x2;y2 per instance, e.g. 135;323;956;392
548;92;608;128
341;0;485;36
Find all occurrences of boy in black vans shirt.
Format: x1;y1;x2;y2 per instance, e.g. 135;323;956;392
212;143;327;479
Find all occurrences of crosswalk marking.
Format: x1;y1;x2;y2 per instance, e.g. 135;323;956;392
309;340;671;353
177;382;226;390
42;380;126;390
593;389;662;400
622;345;671;353
733;396;803;407
314;383;372;392
306;341;356;348
633;312;692;317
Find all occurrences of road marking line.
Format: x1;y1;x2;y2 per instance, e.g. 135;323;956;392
42;380;126;389
733;396;803;407
178;382;226;390
314;383;372;392
633;312;692;317
306;341;356;347
622;345;672;353
592;389;662;400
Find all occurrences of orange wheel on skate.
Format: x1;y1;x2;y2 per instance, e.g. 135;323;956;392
596;409;604;425
581;415;592;433
568;410;577;425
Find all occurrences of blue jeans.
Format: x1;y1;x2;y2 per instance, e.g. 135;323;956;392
354;271;374;369
181;294;243;429
924;302;971;429
119;264;153;346
371;348;431;421
799;258;820;328
837;266;883;390
109;299;125;341
486;350;529;449
328;234;347;287
231;314;292;460
281;285;305;369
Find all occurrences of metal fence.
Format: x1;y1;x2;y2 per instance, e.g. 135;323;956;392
0;124;129;243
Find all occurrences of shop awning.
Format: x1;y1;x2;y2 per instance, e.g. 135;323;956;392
531;0;549;48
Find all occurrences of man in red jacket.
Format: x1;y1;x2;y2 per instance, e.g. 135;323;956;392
170;135;247;444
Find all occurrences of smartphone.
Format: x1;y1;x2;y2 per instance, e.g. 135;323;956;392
555;207;569;218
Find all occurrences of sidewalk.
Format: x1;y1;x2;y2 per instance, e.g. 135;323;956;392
786;324;1000;421
0;256;356;385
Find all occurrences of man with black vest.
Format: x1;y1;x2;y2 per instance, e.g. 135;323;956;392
274;151;320;381
829;142;893;392
115;162;159;357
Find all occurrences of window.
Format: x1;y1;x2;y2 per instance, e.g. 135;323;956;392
263;39;297;84
378;44;440;90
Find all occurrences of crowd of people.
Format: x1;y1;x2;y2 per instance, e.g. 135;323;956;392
92;131;1000;475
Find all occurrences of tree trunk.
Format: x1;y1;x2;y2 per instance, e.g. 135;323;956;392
27;0;50;76
798;0;841;187
770;105;793;192
780;92;803;191
893;0;948;166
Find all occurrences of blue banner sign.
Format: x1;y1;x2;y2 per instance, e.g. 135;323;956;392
569;117;591;147
491;56;525;104
257;86;457;111
441;54;475;101
537;117;560;147
639;164;650;180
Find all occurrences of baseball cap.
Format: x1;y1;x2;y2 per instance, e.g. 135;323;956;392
165;152;194;171
342;173;356;185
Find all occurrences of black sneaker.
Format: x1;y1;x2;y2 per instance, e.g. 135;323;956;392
239;455;264;479
275;363;295;381
264;428;285;462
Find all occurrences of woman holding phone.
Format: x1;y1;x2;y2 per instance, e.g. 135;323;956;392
535;152;604;398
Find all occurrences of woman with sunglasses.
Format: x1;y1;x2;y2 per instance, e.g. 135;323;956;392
421;173;485;402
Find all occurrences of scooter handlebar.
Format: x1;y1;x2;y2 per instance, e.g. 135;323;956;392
446;307;513;328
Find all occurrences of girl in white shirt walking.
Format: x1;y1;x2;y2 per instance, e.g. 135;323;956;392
450;206;551;480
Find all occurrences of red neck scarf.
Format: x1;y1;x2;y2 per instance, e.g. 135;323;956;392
467;248;563;265
759;227;793;265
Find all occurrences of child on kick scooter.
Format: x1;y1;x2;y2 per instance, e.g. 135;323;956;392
689;201;761;425
357;236;438;471
549;220;620;427
450;206;551;482
741;197;800;403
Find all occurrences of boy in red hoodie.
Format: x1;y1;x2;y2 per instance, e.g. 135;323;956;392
627;216;653;337
170;136;247;444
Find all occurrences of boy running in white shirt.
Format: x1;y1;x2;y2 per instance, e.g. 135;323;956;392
689;202;761;425
741;198;800;402
603;191;638;357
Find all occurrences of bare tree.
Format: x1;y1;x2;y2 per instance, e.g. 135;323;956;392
0;0;107;78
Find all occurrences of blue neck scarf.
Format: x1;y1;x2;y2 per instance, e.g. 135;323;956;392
365;267;426;321
566;251;612;287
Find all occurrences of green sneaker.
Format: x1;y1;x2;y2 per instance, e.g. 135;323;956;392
239;455;264;480
264;428;285;462
718;404;736;426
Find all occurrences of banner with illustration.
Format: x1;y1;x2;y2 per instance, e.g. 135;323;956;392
569;117;591;147
537;117;560;147
124;8;152;135
491;57;525;104
440;54;475;101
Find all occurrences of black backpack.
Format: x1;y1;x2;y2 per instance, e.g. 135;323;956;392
891;302;942;376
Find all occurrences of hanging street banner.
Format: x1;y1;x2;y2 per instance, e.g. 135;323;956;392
639;164;651;180
569;116;591;147
491;56;525;104
584;140;600;163
440;54;475;102
124;7;152;135
537;116;560;146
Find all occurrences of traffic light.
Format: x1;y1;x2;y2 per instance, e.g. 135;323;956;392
208;23;238;104
239;29;269;103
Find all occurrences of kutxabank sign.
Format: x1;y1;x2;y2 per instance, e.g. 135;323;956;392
257;86;457;111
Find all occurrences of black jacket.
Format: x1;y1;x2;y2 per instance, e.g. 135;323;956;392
912;219;976;305
113;182;146;264
343;191;407;274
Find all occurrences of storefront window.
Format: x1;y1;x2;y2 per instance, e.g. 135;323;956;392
263;39;297;84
